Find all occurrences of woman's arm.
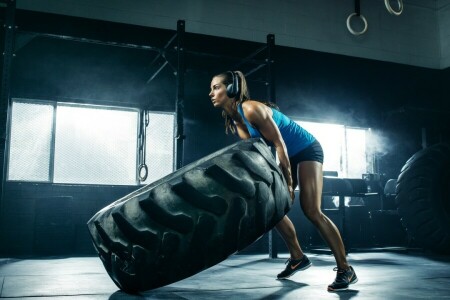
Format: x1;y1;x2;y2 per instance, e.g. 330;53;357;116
242;101;294;200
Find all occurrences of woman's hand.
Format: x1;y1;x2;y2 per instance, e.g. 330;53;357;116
278;164;295;203
288;185;295;202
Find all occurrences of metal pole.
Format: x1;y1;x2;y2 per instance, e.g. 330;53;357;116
266;34;279;259
232;44;267;70
146;32;178;83
0;0;16;208
18;31;161;52
339;195;348;254
244;63;266;78
266;34;275;103
175;20;185;169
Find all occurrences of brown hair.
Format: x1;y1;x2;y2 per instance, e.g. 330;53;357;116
215;70;279;134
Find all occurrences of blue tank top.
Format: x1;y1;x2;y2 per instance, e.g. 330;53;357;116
237;103;315;157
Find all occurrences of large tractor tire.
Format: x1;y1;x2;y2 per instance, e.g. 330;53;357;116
87;138;291;293
396;143;450;254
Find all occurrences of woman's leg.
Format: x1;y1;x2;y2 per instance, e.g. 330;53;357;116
275;215;304;260
298;161;349;269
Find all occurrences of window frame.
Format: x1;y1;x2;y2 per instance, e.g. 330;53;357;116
293;118;373;178
6;98;175;186
140;110;177;185
6;98;56;183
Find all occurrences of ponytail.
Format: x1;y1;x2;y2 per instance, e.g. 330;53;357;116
215;70;278;134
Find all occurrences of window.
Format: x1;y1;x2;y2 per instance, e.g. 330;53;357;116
53;105;138;185
7;99;175;185
8;101;54;182
142;113;175;184
296;121;372;178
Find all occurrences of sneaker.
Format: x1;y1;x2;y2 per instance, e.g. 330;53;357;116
277;255;312;279
327;266;358;292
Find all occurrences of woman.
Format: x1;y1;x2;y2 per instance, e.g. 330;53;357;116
208;71;357;292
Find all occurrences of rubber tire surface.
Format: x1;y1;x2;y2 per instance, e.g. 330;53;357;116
87;138;291;293
396;143;450;254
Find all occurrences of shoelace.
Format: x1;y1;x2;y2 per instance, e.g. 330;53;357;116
333;267;347;273
285;257;303;265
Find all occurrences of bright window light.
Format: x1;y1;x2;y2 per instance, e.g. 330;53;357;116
8;101;53;181
54;105;138;185
299;121;345;175
8;99;176;185
346;127;367;178
296;120;370;178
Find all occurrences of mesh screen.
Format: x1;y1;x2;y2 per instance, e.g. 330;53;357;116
8;101;174;185
53;105;138;185
8;101;53;181
143;113;175;184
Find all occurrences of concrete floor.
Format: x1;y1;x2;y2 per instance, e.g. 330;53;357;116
0;251;449;299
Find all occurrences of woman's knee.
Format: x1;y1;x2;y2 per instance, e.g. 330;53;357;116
303;208;323;224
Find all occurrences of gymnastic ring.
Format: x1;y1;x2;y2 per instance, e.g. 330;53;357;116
385;0;403;16
346;13;368;36
138;164;148;181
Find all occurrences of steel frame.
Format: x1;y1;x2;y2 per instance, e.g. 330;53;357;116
0;9;278;256
0;0;16;217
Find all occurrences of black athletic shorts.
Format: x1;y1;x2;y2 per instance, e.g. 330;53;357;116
289;140;324;189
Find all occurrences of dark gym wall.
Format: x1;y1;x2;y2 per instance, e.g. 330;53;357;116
0;9;448;256
275;47;447;180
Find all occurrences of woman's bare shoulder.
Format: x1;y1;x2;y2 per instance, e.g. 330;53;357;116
241;100;268;122
241;100;264;111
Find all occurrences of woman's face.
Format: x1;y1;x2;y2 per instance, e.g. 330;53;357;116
209;76;229;108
